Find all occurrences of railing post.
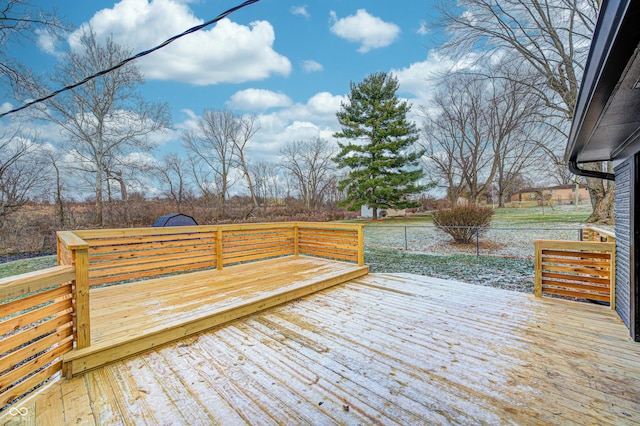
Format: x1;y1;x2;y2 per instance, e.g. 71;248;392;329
534;240;542;297
357;225;365;266
74;247;90;349
216;227;223;270
404;226;408;251
610;244;616;310
294;224;299;256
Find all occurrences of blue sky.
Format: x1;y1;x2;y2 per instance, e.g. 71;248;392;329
4;0;460;162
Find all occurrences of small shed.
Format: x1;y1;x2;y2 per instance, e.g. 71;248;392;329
152;214;198;227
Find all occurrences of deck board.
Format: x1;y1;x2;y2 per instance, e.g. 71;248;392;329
62;256;368;376
3;272;640;425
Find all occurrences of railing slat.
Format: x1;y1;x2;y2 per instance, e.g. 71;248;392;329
0;266;77;411
0;360;62;408
534;239;615;307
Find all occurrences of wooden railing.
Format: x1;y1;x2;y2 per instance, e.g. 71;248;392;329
0;222;363;411
56;222;364;347
534;240;615;307
0;266;76;409
57;222;364;287
582;226;616;243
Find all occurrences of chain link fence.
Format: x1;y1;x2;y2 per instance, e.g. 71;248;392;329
362;223;614;292
364;225;584;260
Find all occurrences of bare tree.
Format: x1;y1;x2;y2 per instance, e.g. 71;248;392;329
437;0;611;221
422;76;496;206
0;131;48;225
0;0;66;95
102;152;157;225
43;147;65;226
251;161;283;211
26;28;170;225
279;138;336;210
188;154;219;216
488;76;547;207
183;110;238;218
156;153;190;211
230;115;260;215
421;117;466;208
438;0;597;119
422;72;546;206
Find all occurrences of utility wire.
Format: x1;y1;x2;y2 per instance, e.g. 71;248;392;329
0;0;261;119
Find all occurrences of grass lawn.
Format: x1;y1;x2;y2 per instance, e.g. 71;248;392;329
490;204;592;225
351;205;598;292
345;204;593;227
366;248;534;293
0;255;57;279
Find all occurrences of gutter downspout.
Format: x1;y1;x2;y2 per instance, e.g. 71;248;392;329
568;159;615;181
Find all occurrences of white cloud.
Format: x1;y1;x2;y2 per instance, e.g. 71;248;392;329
278;92;345;123
301;60;323;73
391;50;480;106
227;89;293;111
70;0;291;85
0;102;13;115
329;9;400;53
167;91;344;163
36;28;61;57
291;6;310;18
417;20;429;35
221;91;345;162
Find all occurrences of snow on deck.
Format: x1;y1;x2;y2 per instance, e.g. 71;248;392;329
3;273;640;425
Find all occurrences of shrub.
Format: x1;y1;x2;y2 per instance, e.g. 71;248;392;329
432;206;494;244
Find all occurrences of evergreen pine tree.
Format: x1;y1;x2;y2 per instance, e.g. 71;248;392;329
333;72;426;219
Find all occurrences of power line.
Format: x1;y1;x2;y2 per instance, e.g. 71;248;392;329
0;0;261;119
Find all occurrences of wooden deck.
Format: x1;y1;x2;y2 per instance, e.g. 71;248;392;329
3;273;640;425
62;256;368;377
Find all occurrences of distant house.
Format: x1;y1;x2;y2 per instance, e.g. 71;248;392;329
510;184;590;204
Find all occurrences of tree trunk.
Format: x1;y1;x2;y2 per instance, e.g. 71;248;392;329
244;171;260;215
586;181;615;225
53;161;64;226
95;168;103;226
372;206;378;220
580;163;615;224
114;173;129;226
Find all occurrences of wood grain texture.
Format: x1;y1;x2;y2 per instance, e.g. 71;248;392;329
5;273;640;425
534;240;615;305
56;223;364;289
0;266;78;413
0;266;74;301
62;256;368;377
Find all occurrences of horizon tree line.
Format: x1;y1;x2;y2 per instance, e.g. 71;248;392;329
0;0;603;227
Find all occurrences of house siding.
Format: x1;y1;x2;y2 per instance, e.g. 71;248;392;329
615;159;631;329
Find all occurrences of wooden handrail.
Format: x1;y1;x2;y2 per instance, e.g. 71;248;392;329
582;226;615;243
55;222;366;351
56;230;90;249
0;265;75;301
